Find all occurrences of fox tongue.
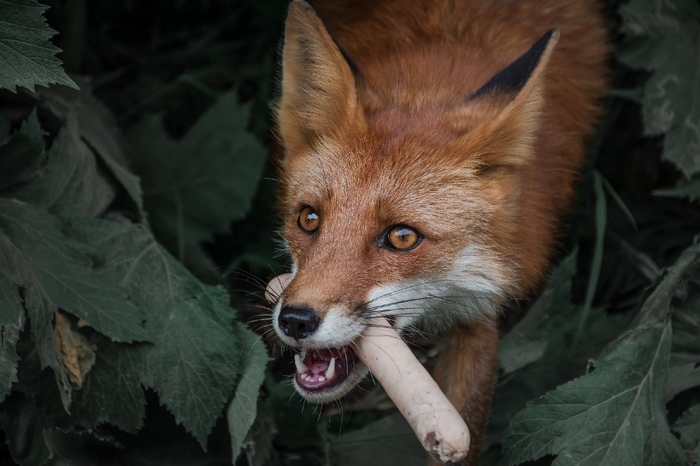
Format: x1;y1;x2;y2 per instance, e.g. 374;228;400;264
295;349;342;390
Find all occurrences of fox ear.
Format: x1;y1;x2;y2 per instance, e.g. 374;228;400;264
459;29;560;168
276;0;361;156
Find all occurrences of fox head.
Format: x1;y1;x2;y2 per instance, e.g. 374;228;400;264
272;0;559;402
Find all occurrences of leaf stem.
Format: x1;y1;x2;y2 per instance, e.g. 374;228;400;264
571;170;607;355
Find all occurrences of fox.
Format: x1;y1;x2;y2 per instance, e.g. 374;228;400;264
267;0;609;464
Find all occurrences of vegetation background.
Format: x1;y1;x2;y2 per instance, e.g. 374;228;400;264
0;0;698;464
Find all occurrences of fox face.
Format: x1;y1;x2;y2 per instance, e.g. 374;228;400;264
271;0;604;405
273;134;516;401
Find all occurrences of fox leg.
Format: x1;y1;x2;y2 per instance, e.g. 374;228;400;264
431;319;500;466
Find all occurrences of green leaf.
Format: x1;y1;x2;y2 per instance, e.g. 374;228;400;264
329;413;425;466
503;242;700;466
619;0;700;177
12;111;115;217
673;403;700;463
127;89;267;262
38;80;145;217
666;246;700;399
0;199;150;407
0;109;46;191
66;217;240;448
0;199;150;343
0;0;78;92
65;338;147;434
486;251;586;456
499;251;577;374
655;176;700;202
228;322;269;462
0;275;25;403
241;398;277;466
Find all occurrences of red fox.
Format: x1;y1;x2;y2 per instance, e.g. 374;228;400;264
268;0;609;463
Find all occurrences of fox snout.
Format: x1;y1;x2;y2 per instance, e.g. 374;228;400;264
277;305;320;340
270;280;373;403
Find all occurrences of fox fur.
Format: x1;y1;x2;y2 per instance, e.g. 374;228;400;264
272;0;609;464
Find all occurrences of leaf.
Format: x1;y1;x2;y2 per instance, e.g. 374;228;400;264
619;0;700;177
499;251;577;374
64;338;147;434
12;111;116;217
227;322;269;462
0;198;150;408
127;89;267;262
0;199;150;343
0;0;78;92
485;251;600;457
502;242;700;466
655;175;700;202
329;413;425;466
666;247;700;399
673;403;700;463
66;216;240;448
241;398;277;466
38;80;145;217
0;274;25;402
0;109;46;191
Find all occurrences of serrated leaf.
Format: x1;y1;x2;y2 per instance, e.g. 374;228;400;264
127;89;267;262
330;413;425;466
505;323;681;466
673;403;700;463
38;80;145;217
228;322;269;462
485;252;588;456
0;109;46;191
0;274;25;402
66;216;240;448
12;111;115;217
65;338;146;434
502;242;700;466
619;0;700;177
0;0;78;92
0;200;150;343
0;200;150;408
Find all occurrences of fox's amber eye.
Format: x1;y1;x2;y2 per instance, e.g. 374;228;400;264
386;225;421;250
298;207;320;233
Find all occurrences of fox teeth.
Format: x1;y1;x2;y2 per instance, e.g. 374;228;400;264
300;348;308;360
294;353;309;374
325;357;336;379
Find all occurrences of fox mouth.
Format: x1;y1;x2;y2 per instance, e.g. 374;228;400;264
292;346;365;400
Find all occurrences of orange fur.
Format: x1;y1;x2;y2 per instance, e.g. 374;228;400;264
273;0;609;463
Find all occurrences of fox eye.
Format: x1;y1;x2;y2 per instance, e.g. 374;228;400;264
384;225;421;250
298;206;320;233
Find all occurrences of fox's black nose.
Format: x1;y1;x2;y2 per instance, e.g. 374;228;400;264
278;306;320;340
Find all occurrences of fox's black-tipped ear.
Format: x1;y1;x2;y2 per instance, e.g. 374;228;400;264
470;29;559;101
456;30;559;167
276;0;363;157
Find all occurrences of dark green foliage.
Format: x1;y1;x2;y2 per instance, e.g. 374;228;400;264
0;0;698;465
0;0;78;92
